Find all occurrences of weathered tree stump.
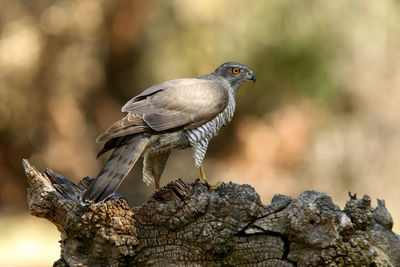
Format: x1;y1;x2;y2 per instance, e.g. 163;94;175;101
22;159;400;266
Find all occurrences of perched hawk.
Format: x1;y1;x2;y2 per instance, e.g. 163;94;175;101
82;62;256;204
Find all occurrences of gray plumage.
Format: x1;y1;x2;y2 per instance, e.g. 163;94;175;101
81;62;256;204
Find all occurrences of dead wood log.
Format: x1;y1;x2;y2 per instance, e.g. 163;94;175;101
22;159;400;266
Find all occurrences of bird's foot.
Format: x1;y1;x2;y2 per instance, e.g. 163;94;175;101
199;177;222;190
198;165;221;189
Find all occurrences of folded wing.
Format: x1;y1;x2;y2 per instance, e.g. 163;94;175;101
98;78;229;143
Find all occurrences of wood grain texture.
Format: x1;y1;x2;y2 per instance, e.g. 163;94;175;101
22;159;400;266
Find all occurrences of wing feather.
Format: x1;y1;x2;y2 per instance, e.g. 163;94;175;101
142;111;190;131
121;78;229;131
96;113;148;142
97;78;229;143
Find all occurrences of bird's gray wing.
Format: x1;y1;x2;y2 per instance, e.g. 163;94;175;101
121;78;229;132
96;113;148;143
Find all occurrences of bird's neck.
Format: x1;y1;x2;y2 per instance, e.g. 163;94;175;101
197;74;241;97
230;83;242;97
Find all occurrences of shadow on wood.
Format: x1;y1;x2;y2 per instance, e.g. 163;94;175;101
22;159;400;266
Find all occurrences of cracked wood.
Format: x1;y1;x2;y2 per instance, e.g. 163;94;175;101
23;159;400;266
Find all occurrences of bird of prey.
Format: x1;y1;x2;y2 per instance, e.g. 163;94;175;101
82;62;256;204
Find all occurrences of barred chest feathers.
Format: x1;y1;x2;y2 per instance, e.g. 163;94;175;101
185;94;236;167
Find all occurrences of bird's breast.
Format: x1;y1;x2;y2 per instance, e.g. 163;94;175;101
185;97;236;147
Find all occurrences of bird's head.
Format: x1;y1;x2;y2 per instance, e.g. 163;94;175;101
213;62;256;90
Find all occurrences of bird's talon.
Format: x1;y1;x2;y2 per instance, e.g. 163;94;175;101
209;181;222;190
199;177;221;190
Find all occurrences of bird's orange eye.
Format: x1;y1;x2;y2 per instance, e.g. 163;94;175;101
232;67;240;74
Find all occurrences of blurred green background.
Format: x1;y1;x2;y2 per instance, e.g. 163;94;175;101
1;0;400;265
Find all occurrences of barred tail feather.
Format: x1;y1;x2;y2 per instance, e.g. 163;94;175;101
81;134;150;204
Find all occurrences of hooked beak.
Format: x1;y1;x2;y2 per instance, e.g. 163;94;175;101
247;72;256;82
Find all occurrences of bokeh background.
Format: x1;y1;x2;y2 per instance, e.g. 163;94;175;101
1;0;400;266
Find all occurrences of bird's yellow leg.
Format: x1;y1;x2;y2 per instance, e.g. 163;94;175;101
198;165;221;189
199;165;206;180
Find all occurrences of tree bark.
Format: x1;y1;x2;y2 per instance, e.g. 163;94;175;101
22;159;400;266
